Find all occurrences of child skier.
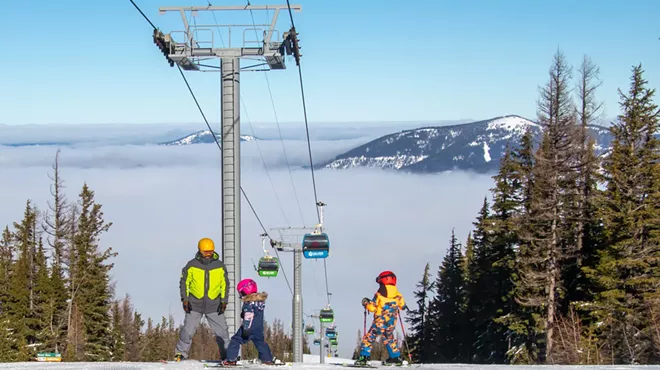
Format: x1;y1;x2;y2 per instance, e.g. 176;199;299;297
355;271;408;366
223;278;276;365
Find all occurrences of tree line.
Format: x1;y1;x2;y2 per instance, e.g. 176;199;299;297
0;150;310;362
404;51;660;365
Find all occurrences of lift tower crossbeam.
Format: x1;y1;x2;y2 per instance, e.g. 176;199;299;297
154;3;301;339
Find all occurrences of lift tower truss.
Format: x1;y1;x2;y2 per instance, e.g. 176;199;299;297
154;3;302;337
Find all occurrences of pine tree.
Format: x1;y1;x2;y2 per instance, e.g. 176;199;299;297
463;198;491;362
404;263;434;363
475;147;517;363
109;300;125;361
515;49;581;363
0;227;15;361
498;126;538;364
71;183;116;361
587;64;660;364
428;229;466;362
7;201;39;360
33;236;53;351
41;149;70;353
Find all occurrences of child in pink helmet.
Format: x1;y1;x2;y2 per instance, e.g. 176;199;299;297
223;278;275;365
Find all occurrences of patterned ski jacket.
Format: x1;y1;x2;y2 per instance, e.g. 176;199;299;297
240;292;268;334
365;284;406;318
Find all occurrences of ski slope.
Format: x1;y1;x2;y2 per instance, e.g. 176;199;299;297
1;355;659;369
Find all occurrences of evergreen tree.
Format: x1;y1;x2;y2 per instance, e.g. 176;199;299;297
109;300;125;361
586;64;660;364
463;198;490;362
428;229;466;362
33;236;53;351
41;149;70;353
515;49;581;363
7;201;39;360
404;262;434;363
71;183;116;361
475;147;518;363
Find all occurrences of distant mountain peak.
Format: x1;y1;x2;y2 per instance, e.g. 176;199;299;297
159;130;257;145
316;115;611;174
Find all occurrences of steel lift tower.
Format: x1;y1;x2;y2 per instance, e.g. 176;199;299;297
153;4;302;337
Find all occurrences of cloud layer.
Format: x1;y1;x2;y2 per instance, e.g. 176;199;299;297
0;138;495;357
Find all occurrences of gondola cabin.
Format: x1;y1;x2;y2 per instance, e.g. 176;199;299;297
304;325;315;335
257;256;279;277
319;308;334;323
302;232;330;259
313;339;320;346
325;327;337;339
329;338;338;346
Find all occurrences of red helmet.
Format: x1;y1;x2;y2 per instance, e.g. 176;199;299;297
376;271;396;286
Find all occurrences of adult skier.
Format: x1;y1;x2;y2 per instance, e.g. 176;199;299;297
174;237;231;362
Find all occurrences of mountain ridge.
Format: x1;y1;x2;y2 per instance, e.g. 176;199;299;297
315;115;616;174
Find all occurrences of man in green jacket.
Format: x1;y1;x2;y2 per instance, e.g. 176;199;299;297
175;237;231;361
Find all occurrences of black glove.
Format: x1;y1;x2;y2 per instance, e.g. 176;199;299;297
361;297;371;307
218;302;227;314
241;328;251;339
182;300;192;313
401;304;409;311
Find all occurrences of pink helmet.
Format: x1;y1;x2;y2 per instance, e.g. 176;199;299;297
237;278;257;296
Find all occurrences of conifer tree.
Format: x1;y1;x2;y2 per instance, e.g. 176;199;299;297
463;198;490;362
428;229;466;362
7;201;39;360
71;183;116;360
404;262;434;363
586;64;660;364
475;147;517;363
515;49;581;363
560;55;605;313
41;150;70;353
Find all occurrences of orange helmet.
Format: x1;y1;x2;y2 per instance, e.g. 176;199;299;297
376;271;396;286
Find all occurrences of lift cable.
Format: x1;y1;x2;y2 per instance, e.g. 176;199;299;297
283;0;332;307
128;0;274;252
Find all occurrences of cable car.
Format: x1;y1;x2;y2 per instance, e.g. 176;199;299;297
257;255;279;277
304;325;315;335
329;338;338;346
302;232;330;259
319;308;334;323
313;338;320;346
325;327;337;339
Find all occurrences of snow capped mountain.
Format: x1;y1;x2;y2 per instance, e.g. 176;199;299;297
317;115;615;174
159;130;257;145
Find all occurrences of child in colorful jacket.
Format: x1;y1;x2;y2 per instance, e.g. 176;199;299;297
355;270;408;366
223;278;275;365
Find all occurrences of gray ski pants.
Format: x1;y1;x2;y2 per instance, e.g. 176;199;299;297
175;310;231;359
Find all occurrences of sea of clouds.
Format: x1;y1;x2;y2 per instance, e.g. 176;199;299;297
0;123;495;357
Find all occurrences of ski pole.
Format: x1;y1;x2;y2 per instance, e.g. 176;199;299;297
397;309;412;362
363;307;367;334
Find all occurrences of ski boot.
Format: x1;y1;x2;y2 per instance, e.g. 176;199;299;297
382;357;404;366
354;355;371;366
222;359;239;366
174;353;185;362
261;356;280;365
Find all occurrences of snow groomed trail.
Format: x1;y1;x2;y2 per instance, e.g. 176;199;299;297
1;355;660;369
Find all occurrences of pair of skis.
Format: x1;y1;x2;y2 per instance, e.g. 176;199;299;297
158;359;291;367
337;361;411;368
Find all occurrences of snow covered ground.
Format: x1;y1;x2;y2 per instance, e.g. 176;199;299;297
1;354;660;369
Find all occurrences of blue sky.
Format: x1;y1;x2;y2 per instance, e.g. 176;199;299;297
1;0;659;126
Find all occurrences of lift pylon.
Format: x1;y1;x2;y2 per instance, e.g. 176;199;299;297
154;3;301;339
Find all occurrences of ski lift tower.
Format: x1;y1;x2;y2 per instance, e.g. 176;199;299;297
154;3;302;337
